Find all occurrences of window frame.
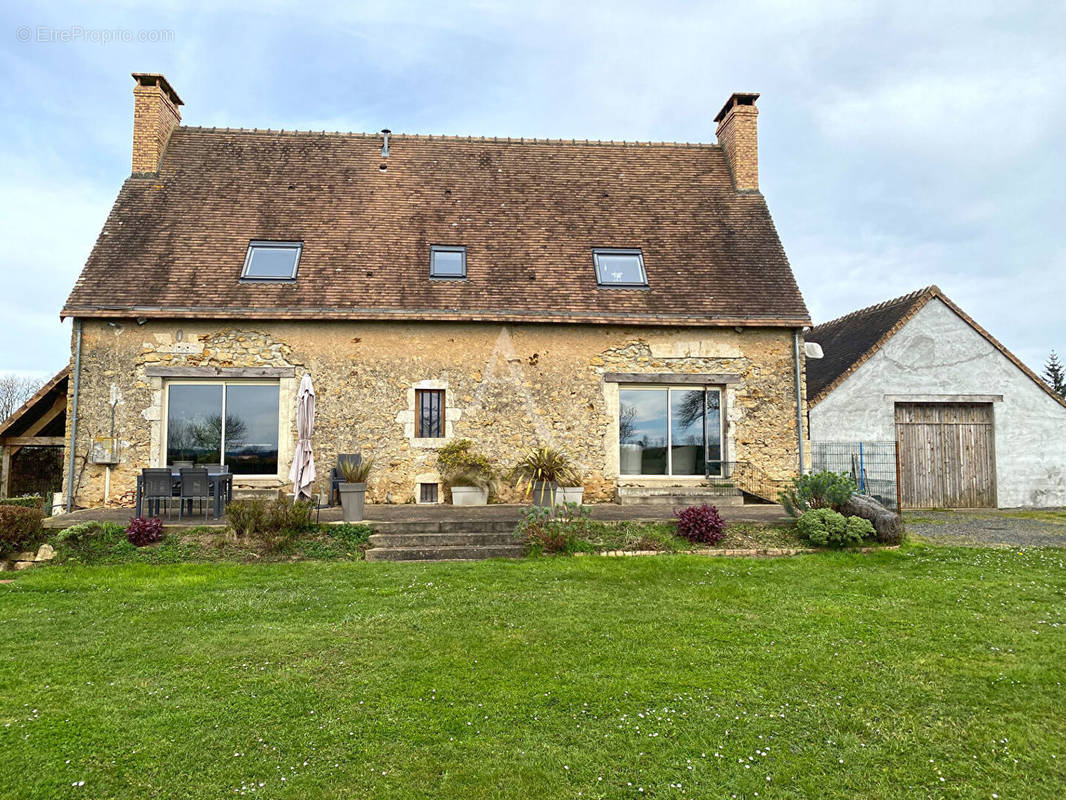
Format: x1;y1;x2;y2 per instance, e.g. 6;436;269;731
618;385;723;477
162;379;282;476
415;388;446;438
593;248;648;288
241;240;303;282
429;245;467;280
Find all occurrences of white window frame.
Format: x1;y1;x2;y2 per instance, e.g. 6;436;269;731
162;379;282;476
241;241;303;281
618;385;723;477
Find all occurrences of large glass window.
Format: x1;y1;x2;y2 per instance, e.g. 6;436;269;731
165;382;279;474
619;387;722;476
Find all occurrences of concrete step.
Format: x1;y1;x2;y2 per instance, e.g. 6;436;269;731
616;485;744;506
368;531;519;548
371;519;518;534
365;544;527;562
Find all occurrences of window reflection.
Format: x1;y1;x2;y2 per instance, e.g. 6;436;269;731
166;383;279;475
619;387;722;476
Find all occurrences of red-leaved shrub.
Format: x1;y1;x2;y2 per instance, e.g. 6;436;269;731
674;504;726;544
126;516;164;547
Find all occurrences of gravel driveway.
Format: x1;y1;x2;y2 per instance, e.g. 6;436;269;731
905;509;1066;547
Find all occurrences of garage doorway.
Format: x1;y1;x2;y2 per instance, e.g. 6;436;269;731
895;403;996;508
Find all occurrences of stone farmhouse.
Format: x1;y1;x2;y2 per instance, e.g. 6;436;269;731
59;73;811;508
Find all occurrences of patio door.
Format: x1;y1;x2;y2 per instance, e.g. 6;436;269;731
618;387;722;477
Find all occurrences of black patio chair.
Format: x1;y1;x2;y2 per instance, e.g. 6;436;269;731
142;468;176;518
329;453;361;506
179;467;211;520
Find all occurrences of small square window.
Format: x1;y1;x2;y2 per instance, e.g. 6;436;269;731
594;248;647;287
416;389;445;438
242;241;302;280
419;483;440;504
430;245;466;279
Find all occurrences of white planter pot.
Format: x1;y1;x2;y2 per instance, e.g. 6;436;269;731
451;486;489;506
554;487;584;506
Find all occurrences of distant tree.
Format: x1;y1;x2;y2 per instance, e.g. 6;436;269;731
1044;350;1066;399
0;374;43;423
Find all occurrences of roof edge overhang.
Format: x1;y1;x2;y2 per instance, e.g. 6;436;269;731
807;287;1066;411
0;366;70;438
61;306;811;328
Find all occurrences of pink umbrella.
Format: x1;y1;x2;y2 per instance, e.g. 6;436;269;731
289;374;316;501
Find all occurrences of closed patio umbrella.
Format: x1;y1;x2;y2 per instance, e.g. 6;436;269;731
289;373;316;501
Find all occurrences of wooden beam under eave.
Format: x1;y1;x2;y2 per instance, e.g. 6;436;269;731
0;436;66;446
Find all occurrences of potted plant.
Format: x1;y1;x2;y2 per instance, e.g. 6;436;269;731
437;439;497;506
508;446;579;508
337;456;373;522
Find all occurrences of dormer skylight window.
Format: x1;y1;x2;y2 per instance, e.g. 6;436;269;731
430;245;467;279
242;241;302;280
594;248;647;287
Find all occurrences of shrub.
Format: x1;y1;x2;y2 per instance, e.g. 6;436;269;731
437;439;497;492
53;521;126;562
125;516;165;547
508;447;581;497
0;495;44;510
516;503;590;554
226;497;316;550
337;457;373;484
0;505;45;556
796;508;872;548
779;471;857;517
674;504;726;545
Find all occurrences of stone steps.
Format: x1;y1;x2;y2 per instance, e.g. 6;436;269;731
367;531;519;548
365;519;526;561
616;485;744;506
365;543;526;562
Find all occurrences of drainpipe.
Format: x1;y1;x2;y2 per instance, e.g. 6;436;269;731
793;328;805;475
65;319;83;513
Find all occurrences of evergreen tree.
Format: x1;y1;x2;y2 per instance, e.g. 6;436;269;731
1043;350;1066;398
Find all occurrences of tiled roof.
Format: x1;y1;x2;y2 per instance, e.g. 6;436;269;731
62;127;810;327
806;286;1066;409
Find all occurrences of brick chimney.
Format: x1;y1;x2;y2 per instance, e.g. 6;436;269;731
131;73;183;174
714;92;760;192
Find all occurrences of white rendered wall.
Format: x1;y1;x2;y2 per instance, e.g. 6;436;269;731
810;299;1066;507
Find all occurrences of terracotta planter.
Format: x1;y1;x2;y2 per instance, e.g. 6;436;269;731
451;486;489;506
338;482;366;522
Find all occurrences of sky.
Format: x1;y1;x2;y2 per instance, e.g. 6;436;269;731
1;0;1064;379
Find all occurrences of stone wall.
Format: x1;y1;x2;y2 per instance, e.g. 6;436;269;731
63;320;805;507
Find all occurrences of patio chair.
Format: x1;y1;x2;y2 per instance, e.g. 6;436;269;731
142;468;176;518
179;467;211;520
329;453;361;506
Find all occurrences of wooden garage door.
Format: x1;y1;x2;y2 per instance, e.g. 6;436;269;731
895;403;996;509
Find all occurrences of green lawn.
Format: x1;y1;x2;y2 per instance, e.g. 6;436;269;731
2;546;1064;798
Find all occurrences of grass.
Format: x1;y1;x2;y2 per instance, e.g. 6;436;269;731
2;545;1065;798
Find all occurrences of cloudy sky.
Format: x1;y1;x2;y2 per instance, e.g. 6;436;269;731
1;0;1063;378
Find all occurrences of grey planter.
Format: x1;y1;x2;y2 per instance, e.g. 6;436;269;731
338;482;367;522
531;480;557;507
451;486;489;506
554;486;584;506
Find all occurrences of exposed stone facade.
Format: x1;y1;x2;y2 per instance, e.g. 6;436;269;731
63;320;806;507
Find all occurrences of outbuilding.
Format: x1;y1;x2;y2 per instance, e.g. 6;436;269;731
806;286;1066;509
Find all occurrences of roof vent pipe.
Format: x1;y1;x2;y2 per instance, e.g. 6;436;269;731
381;129;390;158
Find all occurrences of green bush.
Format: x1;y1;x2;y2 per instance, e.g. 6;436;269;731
0;495;44;510
226;497;316;550
52;521;127;561
516;503;590;554
779;471;857;517
437;439;497;493
0;505;46;556
796;508;873;548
